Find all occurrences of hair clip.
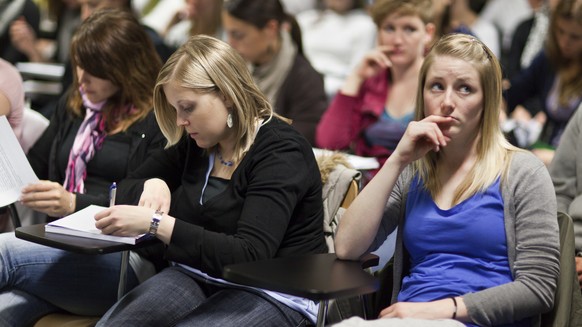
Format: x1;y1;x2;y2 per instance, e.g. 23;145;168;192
468;36;492;61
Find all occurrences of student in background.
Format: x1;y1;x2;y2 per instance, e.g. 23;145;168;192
438;0;501;59
222;0;327;145
504;0;582;166
0;9;165;327
333;33;559;327
0;0;41;64
9;0;81;64
316;0;434;181
9;0;81;119
94;35;327;326
297;0;377;100
163;0;224;50
502;0;560;149
506;0;558;80
479;0;532;57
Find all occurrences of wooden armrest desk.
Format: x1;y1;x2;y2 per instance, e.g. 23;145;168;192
15;224;155;299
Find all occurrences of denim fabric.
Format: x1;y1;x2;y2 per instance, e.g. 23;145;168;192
98;266;308;327
0;232;139;326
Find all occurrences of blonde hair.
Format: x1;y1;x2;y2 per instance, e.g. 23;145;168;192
153;35;290;162
413;34;521;204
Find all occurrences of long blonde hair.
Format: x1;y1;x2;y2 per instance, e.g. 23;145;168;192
153;35;290;162
413;34;521;203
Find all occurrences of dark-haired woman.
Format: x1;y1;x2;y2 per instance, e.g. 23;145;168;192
0;9;165;326
222;0;328;145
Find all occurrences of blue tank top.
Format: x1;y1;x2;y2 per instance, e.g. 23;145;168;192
399;176;529;326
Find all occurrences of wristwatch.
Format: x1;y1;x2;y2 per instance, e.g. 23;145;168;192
148;210;164;238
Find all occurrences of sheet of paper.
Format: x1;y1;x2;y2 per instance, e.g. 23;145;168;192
47;204;106;233
0;116;39;207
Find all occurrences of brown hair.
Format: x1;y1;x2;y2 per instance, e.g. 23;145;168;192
546;0;582;106
369;0;434;28
68;8;162;132
190;0;223;37
224;0;304;54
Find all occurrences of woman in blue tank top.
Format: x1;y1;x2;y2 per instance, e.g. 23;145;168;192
333;33;560;326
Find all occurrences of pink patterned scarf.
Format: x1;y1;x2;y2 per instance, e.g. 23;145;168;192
63;90;107;193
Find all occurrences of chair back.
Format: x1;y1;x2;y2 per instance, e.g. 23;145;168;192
341;179;359;209
541;212;582;326
316;152;361;253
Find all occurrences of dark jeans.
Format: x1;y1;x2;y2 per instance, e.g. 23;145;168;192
97;266;309;327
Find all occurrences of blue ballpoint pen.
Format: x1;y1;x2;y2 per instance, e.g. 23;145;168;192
109;182;117;207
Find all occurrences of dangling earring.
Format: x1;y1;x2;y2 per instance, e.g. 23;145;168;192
226;113;233;128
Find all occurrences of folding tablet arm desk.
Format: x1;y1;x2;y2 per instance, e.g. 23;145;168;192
15;224;152;299
223;253;379;327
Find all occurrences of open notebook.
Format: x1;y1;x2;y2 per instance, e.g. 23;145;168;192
45;205;149;245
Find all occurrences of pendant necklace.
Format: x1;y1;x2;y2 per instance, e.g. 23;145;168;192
216;148;234;167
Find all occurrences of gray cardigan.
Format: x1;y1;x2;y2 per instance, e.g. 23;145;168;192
550;107;582;251
372;151;560;326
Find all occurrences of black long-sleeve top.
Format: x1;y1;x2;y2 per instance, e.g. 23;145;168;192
120;118;327;277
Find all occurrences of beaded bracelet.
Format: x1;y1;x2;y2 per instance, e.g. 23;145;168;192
451;297;458;319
